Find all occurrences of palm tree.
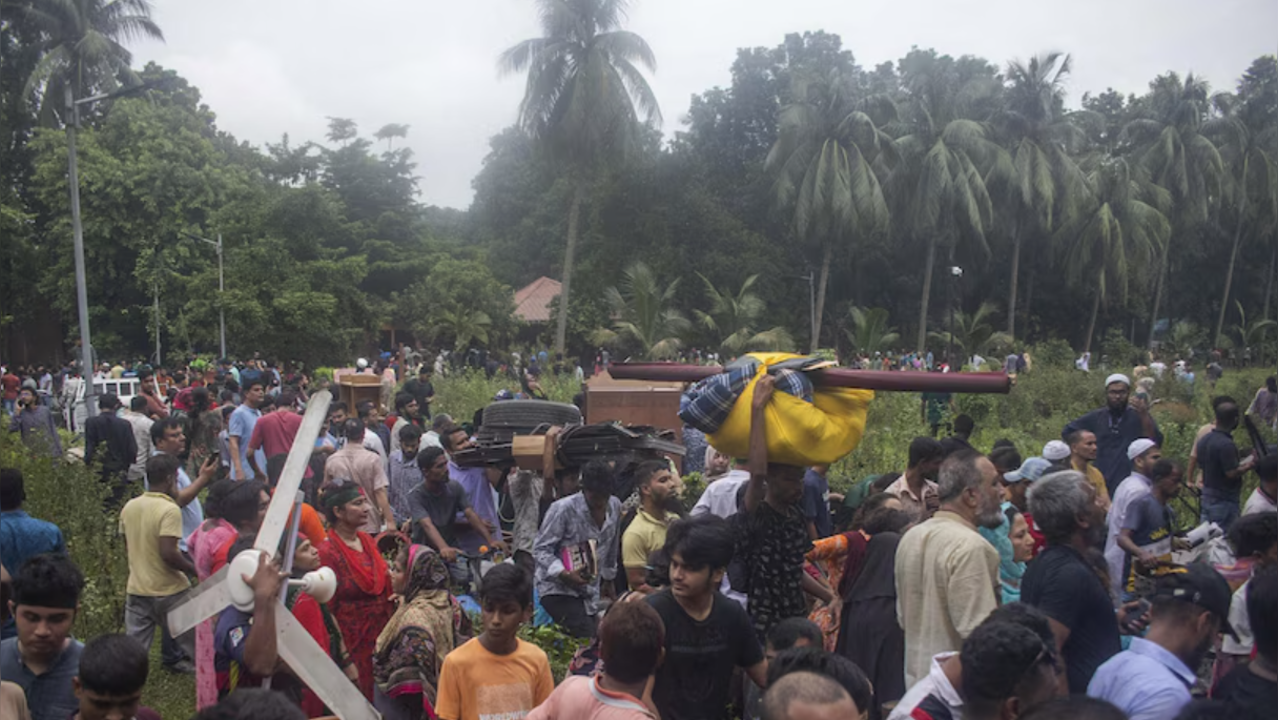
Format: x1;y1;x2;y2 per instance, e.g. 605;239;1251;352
1233;300;1278;361
592;262;689;360
20;0;164;124
1208;84;1278;344
844;306;900;357
765;70;892;352
374;123;410;152
325;117;358;146
500;0;661;356
886;50;1003;352
926;301;1012;365
694;273;793;355
992;53;1090;339
432;307;492;352
1054;157;1170;355
1121;72;1224;346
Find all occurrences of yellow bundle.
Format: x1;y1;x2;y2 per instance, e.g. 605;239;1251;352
706;352;874;466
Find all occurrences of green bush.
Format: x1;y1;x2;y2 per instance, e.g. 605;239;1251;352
519;623;589;682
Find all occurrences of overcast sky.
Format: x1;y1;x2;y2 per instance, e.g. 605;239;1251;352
131;0;1278;210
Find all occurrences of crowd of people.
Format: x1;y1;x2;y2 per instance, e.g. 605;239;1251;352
1;350;1276;720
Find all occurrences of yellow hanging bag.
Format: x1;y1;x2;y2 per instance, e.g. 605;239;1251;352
706;352;873;466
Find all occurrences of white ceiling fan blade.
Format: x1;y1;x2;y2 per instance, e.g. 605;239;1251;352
256;390;332;554
274;605;381;720
166;565;231;636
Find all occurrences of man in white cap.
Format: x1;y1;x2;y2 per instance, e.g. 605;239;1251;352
1103;438;1163;603
1063;374;1161;496
1042;440;1072;467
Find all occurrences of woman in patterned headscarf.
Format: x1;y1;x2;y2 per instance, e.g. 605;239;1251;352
373;543;472;720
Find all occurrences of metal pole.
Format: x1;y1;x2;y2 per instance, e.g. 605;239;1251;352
153;273;161;366
217;234;226;359
66;87;97;418
947;269;955;368
808;271;816;351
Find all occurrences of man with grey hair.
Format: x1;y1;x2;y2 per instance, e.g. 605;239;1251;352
895;451;1004;686
1022;470;1121;694
762;671;858;720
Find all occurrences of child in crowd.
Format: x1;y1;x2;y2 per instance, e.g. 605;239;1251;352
435;565;553;720
71;634;160;720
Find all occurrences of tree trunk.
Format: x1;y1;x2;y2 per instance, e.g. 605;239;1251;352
554;182;585;356
1214;168;1248;346
1148;245;1169;349
1023;265;1035;336
1264;239;1276;322
812;244;832;353
1007;218;1021;339
916;237;937;353
1083;290;1101;356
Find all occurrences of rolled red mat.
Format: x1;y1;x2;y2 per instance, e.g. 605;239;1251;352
607;363;1011;394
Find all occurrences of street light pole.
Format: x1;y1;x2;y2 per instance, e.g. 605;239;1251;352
153;252;161;367
949;265;963;368
65;87;97;418
217;233;225;359
182;231;226;358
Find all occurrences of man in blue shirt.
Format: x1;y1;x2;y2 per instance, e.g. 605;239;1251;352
0;469;66;578
801;465;833;540
228;376;267;480
0;469;66;640
1088;563;1236;720
0;554;85;720
1063;374;1162;496
1196;398;1255;532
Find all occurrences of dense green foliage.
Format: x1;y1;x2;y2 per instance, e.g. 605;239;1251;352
2;1;1276;369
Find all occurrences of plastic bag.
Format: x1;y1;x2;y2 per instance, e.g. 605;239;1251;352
705;352;873;466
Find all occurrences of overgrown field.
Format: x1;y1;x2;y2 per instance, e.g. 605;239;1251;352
3;357;1272;717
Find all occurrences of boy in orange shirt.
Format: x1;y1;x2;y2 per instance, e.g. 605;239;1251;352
435;565;553;720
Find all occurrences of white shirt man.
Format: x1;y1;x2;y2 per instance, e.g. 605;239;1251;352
123;406;155;483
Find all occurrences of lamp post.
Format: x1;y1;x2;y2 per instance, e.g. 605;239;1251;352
948;265;963;368
65;79;167;417
181;231;226;358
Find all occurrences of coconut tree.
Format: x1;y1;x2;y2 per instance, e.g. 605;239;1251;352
926;301;1012;365
886;50;1003;352
991;53;1090;339
500;0;661;356
373;123;410;152
19;0;164;125
593;262;690;360
433;307;492;351
844;306;900;357
1233;300;1278;355
1054;157;1170;355
1121;72;1224;346
694;273;793;355
1208;78;1278;345
764;69;892;353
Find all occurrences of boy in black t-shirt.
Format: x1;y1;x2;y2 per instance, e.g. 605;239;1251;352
647;515;766;720
734;375;834;641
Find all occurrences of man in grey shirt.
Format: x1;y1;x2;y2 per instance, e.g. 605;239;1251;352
407;446;502;585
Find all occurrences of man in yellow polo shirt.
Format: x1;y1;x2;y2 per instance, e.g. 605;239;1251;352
622;461;678;594
119;453;197;673
1067;429;1112;511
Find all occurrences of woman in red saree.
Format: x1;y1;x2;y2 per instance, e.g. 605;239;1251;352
317;478;394;700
